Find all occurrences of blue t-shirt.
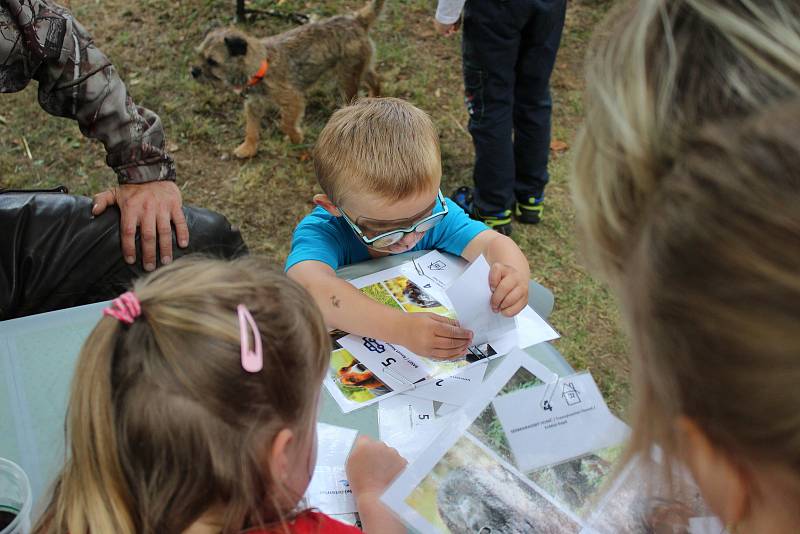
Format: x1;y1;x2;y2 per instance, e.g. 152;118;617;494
285;198;488;271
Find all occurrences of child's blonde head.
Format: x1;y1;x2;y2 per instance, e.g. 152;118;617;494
33;257;330;534
573;0;800;497
313;97;442;205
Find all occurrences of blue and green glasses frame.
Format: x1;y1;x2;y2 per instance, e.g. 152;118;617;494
339;190;448;249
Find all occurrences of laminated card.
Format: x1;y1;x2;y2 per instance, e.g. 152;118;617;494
381;350;723;534
323;252;559;414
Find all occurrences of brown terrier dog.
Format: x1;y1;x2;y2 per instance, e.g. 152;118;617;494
192;0;384;158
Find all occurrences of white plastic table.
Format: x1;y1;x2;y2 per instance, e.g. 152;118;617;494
0;250;572;507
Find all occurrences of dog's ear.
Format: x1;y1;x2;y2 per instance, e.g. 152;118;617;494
224;35;248;57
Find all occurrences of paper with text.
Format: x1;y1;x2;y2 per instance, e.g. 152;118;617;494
324;252;558;414
492;372;630;472
378;394;454;462
404;361;488;405
445;255;516;346
305;423;358;515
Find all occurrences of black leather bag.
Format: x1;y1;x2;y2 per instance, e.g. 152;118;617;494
0;188;247;319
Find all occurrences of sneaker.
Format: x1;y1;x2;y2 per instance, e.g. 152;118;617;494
516;195;544;224
450;186;513;236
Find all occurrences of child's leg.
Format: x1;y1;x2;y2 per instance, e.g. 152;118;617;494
461;1;522;215
512;0;566;207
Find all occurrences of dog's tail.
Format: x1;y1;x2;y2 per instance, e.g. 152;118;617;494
355;0;385;29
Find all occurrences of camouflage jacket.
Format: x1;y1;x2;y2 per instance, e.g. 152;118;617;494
0;0;175;184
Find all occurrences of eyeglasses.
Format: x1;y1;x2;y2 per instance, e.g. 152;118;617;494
339;191;449;249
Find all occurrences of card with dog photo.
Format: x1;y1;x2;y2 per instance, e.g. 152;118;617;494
324;337;407;414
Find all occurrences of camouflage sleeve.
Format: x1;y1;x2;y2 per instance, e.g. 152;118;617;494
0;0;175;184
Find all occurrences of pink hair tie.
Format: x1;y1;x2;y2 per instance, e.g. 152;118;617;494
103;291;141;325
238;304;263;373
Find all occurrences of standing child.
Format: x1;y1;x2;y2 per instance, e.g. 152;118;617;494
31;258;406;534
435;0;567;234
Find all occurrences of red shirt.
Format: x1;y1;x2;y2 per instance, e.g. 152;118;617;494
245;511;362;534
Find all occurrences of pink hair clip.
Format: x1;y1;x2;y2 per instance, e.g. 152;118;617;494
237;304;263;373
103;292;141;325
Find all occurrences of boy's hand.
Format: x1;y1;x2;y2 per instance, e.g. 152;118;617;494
434;18;461;36
489;263;529;317
347;436;407;500
400;312;473;359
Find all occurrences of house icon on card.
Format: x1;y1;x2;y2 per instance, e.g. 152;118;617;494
562;382;581;406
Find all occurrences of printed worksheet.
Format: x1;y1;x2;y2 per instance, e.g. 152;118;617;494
377;394;454;462
492;372;630;472
381;351;724;534
446;255;516;346
305;423;358;515
404;361;488;405
323;252;559;413
381;350;584;534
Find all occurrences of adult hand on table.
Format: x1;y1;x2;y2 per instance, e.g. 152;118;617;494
399;312;473;359
91;181;189;271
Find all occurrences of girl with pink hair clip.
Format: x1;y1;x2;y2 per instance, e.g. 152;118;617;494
33;257;406;534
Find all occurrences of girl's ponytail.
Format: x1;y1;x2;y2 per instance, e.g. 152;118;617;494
34;320;136;534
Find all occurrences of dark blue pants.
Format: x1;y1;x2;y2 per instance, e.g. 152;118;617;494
462;0;566;213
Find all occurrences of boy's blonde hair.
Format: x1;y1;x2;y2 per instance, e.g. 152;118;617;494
573;0;800;494
314;97;441;205
32;257;330;534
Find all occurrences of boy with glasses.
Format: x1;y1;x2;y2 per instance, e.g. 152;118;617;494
286;98;531;359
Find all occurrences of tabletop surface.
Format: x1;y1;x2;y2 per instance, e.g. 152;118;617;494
0;251;572;507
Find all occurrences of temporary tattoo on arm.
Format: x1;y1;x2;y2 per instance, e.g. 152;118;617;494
330;295;341;308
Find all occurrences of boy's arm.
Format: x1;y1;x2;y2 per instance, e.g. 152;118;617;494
288;260;473;359
462;231;531;316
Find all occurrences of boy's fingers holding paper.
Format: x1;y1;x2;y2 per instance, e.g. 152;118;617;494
488;262;507;291
428;344;471;359
432;335;471;350
499;285;526;316
490;274;518;312
432;316;473;341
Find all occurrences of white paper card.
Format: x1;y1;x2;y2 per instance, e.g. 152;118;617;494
445;255;516;346
411;250;465;289
492;372;630;472
305;423;359;515
689;517;728;534
316;422;358;466
404;361;488;405
337;335;429;386
380;351;585;534
435;402;462;417
516;305;560;348
378;394;452;462
306;466;357;514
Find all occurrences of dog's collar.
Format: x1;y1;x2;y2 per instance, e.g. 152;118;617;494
247;60;269;87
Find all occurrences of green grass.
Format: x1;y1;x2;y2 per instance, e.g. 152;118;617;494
0;0;629;413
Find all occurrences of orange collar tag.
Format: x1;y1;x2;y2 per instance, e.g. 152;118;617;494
246;60;269;87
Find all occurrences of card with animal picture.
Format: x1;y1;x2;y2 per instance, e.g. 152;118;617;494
381;350;723;533
324;331;409;413
381;350;588;533
324;252;558;413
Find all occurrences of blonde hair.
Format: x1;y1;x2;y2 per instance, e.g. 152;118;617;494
572;0;800;489
32;257;330;534
313;97;441;205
